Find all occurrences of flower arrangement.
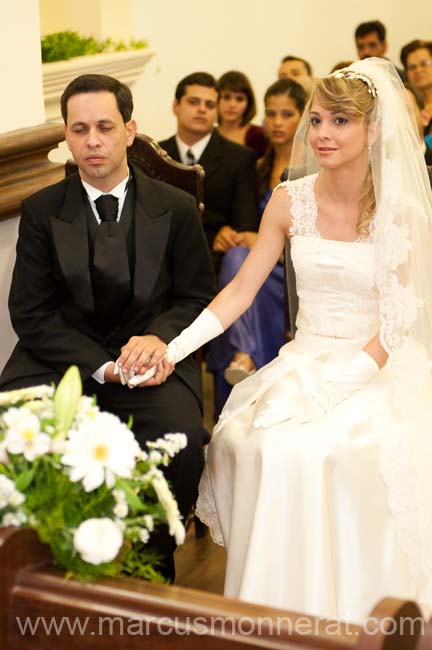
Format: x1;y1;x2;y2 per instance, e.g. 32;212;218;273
0;366;186;582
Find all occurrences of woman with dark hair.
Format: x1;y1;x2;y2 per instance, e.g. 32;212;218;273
257;79;308;211
217;70;268;158
207;79;307;416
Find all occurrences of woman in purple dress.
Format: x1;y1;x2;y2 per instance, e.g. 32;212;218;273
208;79;308;416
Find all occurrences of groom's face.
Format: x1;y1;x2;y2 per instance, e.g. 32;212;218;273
64;91;136;192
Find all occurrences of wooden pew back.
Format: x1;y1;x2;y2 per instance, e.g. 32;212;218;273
0;528;425;650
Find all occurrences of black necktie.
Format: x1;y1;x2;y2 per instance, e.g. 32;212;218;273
92;194;131;328
185;148;196;165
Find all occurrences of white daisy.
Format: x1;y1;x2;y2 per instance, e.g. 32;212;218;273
61;411;140;492
3;407;50;461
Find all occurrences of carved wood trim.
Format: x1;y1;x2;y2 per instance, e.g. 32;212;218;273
0;123;65;221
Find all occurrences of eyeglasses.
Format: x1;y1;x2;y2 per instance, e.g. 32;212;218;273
407;59;432;72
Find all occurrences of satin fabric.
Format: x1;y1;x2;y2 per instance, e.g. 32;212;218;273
197;235;420;623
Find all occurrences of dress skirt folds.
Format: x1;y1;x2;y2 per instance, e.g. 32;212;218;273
196;175;429;623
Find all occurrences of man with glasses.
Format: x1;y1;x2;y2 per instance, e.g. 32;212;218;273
401;40;432;140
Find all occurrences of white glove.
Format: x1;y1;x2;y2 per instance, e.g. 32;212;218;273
126;308;224;387
253;351;379;429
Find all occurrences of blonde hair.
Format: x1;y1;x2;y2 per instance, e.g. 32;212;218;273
312;75;376;238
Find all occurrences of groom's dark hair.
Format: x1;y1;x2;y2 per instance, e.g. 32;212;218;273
61;74;134;124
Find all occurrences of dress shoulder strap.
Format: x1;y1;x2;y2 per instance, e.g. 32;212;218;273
277;173;319;237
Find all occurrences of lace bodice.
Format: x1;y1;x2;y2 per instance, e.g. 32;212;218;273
283;174;380;342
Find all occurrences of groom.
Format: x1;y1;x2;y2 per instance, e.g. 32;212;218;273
0;74;216;578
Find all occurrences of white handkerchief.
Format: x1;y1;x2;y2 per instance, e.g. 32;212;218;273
127;365;157;386
127;350;174;387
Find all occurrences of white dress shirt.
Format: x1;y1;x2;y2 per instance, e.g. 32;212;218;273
82;174;129;223
175;132;212;164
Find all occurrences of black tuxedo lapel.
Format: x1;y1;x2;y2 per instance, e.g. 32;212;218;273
127;167;172;310
160;137;181;163
50;174;95;315
196;131;223;181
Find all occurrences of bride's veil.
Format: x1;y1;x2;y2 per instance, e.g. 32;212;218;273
290;57;432;605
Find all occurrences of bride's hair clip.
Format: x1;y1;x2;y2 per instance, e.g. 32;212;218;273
330;70;378;98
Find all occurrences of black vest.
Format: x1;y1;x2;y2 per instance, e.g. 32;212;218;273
85;176;137;332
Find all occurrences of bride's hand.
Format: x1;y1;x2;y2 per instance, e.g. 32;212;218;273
134;356;175;388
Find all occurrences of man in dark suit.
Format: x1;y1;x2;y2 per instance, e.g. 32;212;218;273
0;74;215;579
159;72;259;273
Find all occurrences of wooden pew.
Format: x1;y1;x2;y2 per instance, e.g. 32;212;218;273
0;528;426;649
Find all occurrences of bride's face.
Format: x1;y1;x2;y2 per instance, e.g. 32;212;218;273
308;103;369;170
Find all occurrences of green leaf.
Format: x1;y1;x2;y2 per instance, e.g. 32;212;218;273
116;480;144;512
54;366;82;433
15;467;35;491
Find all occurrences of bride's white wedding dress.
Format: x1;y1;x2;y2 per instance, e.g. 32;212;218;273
196;173;422;623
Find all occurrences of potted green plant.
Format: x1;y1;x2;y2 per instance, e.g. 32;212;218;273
41;31;154;120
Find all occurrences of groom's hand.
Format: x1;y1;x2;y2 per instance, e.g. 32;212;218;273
117;334;167;375
104;362;122;384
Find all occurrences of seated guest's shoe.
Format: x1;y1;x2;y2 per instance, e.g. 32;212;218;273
224;353;256;386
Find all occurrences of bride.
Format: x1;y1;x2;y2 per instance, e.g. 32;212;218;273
118;58;432;623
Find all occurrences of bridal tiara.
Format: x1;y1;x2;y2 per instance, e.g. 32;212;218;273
330;70;378;98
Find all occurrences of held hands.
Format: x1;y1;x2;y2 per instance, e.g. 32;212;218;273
212;226;242;252
253;351;380;429
235;231;258;248
112;335;175;388
212;227;258;252
108;310;224;389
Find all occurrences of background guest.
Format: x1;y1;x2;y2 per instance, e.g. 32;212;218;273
354;20;388;59
277;55;315;95
159;72;259;275
354;20;406;79
401;40;432;138
404;83;432;163
331;60;354;73
217;70;268;158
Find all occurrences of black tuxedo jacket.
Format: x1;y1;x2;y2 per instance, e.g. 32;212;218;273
0;164;215;404
425;145;432;166
159;130;260;251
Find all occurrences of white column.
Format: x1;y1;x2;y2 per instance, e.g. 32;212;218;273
0;2;45;373
0;1;45;133
40;0;133;41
